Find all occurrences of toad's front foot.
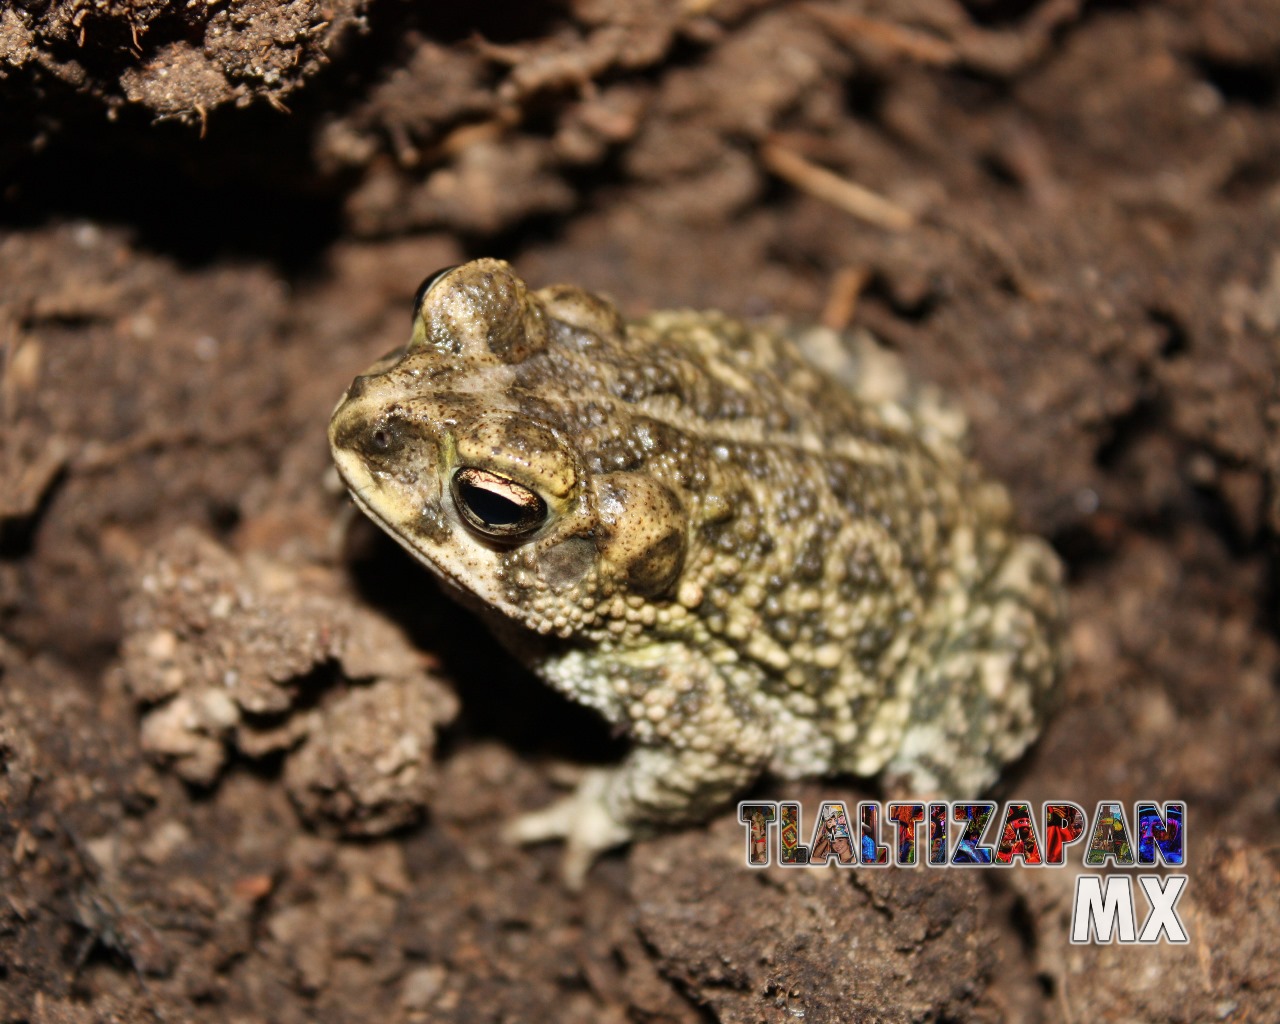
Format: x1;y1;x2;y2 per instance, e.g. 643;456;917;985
506;769;634;890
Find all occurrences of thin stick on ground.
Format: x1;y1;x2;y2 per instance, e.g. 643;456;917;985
760;142;917;232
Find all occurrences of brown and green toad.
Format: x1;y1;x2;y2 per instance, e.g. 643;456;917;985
329;259;1065;883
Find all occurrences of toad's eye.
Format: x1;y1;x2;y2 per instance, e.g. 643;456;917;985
412;265;461;319
451;467;547;541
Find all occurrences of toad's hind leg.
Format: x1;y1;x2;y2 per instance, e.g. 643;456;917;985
884;533;1066;798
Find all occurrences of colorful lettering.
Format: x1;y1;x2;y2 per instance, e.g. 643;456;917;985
739;802;778;867
951;802;996;865
888;803;925;866
1136;802;1184;866
780;802;810;865
1085;801;1135;866
994;801;1043;866
928;802;949;866
1043;803;1086;866
810;802;857;866
858;802;889;865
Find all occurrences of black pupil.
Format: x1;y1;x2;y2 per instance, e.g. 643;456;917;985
459;481;528;527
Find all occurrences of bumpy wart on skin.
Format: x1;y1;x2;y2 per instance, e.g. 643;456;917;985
329;259;1066;884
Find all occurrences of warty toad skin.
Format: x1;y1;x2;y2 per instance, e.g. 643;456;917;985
329;259;1066;884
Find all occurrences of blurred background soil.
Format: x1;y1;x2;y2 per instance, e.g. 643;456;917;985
2;1;1279;1021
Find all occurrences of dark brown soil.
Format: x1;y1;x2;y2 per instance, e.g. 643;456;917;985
3;2;1279;1021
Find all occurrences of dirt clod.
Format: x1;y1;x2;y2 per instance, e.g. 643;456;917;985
118;528;457;830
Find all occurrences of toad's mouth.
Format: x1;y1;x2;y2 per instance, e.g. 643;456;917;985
336;463;499;611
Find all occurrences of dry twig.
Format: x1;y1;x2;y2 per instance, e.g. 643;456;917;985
760;142;916;232
821;266;871;332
